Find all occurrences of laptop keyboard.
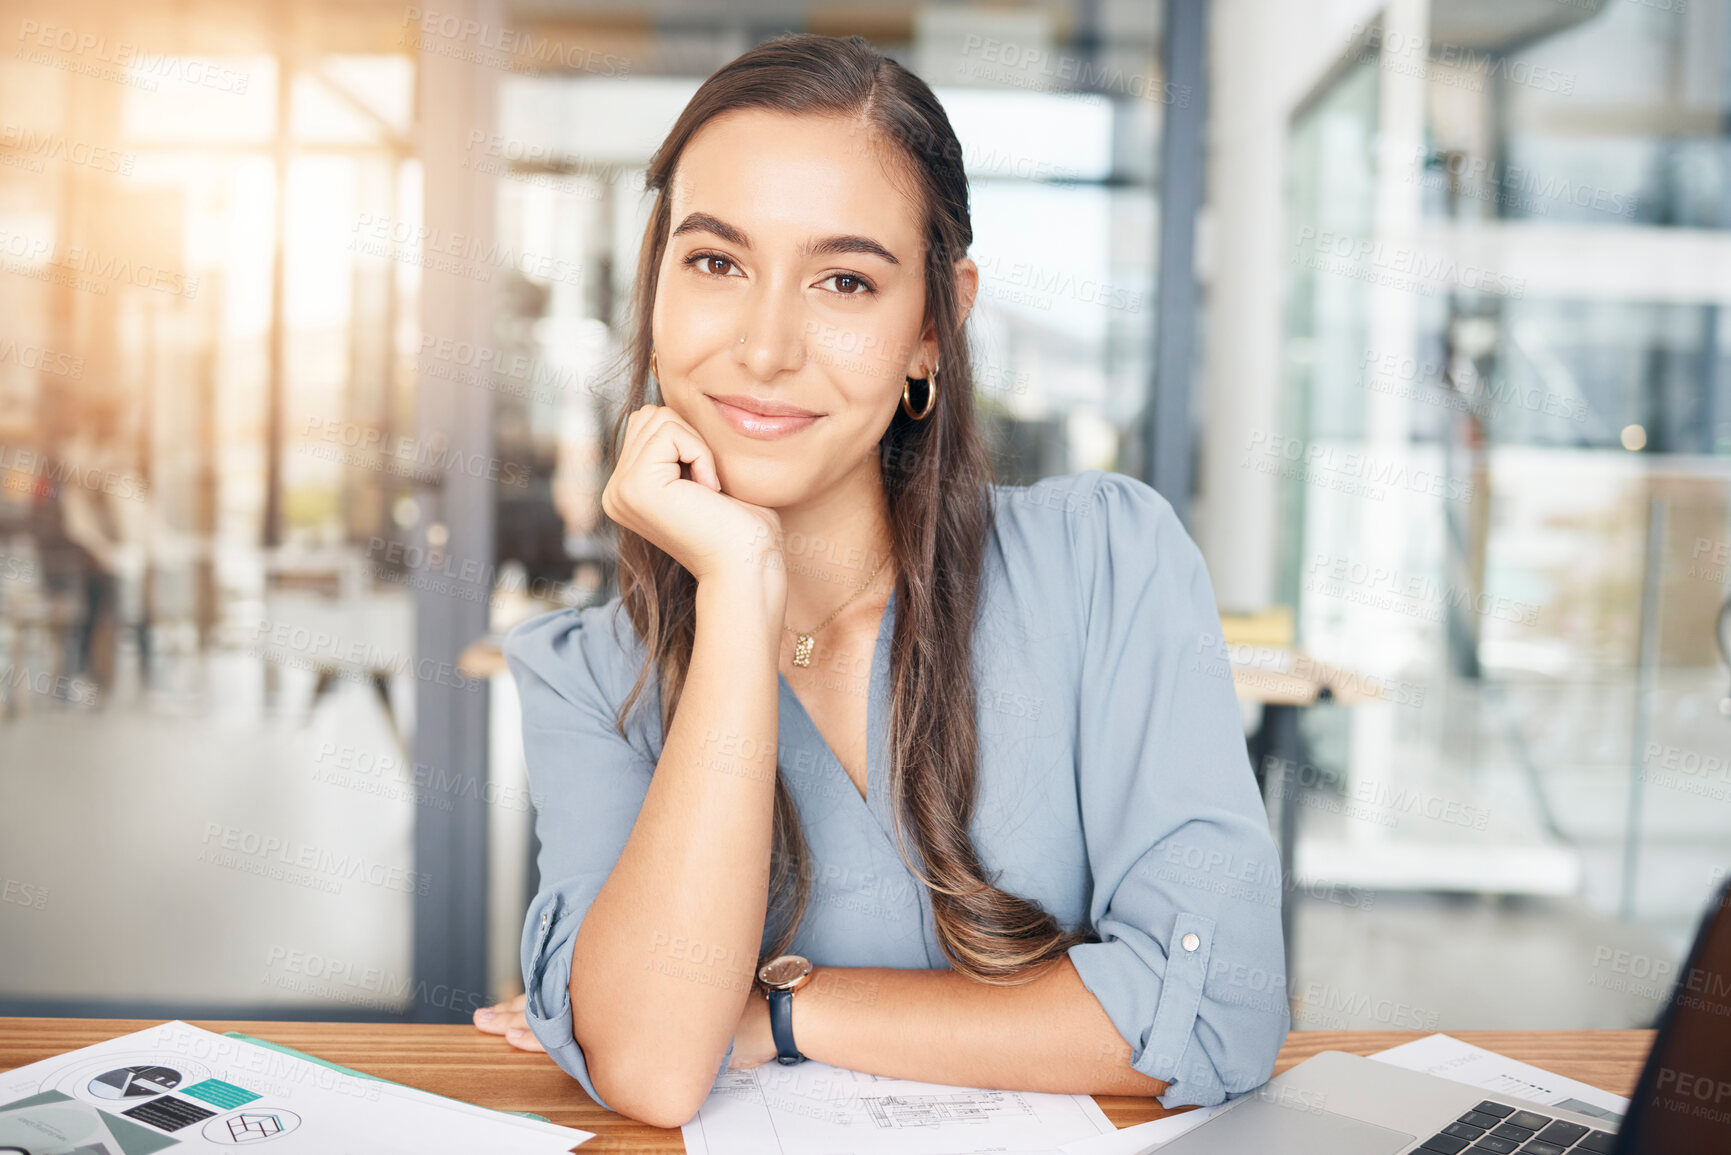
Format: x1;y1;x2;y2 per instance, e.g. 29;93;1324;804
1416;1101;1617;1155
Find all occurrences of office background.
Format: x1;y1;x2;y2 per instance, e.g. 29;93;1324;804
0;0;1726;1037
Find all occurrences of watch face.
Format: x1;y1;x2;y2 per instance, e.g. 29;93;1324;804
758;954;813;988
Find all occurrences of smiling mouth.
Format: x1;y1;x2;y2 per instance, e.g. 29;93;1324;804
705;393;825;440
706;392;822;418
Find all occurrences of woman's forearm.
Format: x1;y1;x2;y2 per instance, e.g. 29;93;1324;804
791;959;1170;1096
570;568;785;1122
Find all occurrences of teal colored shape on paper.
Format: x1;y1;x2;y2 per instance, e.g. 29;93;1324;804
93;1109;181;1155
179;1077;261;1109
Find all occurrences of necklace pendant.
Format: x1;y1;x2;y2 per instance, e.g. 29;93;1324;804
792;634;814;667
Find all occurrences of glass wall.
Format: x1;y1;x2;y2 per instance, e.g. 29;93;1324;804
1278;1;1731;1030
0;3;435;1016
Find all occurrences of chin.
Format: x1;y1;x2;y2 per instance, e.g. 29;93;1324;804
714;451;819;510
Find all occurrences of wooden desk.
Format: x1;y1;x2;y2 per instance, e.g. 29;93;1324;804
0;1020;1652;1152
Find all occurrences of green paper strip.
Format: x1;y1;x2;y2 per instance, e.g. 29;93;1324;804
221;1032;553;1124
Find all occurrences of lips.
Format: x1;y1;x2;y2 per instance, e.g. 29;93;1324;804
706;393;824;440
707;393;822;418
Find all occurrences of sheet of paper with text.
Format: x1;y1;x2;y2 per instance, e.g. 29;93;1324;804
681;1060;1115;1155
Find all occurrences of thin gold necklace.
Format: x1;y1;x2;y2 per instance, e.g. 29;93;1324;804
784;551;893;668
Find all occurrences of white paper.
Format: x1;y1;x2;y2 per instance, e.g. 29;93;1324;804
1057;1103;1225;1154
1370;1033;1628;1124
680;1060;1115;1155
0;1021;593;1154
1058;1031;1631;1155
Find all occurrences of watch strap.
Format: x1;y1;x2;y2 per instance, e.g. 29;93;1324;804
765;987;805;1065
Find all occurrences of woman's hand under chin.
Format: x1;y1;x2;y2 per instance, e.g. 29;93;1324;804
473;992;545;1053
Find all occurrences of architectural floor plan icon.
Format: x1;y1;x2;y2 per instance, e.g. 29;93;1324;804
197;1106;304;1145
229;1111;287;1140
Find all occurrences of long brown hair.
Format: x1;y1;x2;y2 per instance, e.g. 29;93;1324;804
606;32;1083;982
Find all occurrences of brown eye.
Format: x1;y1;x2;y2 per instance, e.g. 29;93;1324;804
820;272;874;295
705;256;732;275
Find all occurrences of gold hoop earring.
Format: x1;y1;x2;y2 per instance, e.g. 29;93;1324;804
649;348;659;381
901;360;939;420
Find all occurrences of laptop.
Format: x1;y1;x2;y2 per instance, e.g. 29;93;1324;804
1153;878;1731;1155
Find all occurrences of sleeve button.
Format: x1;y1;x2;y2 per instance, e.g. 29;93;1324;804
540;910;552;930
1181;932;1200;952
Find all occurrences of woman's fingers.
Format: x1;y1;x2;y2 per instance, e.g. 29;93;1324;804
473;995;545;1052
623;406;719;492
472;993;527;1036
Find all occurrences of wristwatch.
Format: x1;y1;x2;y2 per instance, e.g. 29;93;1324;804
757;954;814;1065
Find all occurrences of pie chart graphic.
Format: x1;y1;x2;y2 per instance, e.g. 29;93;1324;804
88;1065;182;1100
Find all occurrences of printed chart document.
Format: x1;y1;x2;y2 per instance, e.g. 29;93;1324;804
681;1060;1115;1155
1370;1033;1629;1124
0;1020;593;1154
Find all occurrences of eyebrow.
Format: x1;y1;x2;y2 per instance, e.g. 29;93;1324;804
671;211;900;266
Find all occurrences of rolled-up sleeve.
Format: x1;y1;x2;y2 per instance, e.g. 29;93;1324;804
505;605;733;1109
1061;471;1289;1107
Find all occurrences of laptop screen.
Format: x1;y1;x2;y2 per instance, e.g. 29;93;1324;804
1618;879;1731;1155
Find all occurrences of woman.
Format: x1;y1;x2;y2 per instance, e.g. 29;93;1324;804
473;32;1288;1128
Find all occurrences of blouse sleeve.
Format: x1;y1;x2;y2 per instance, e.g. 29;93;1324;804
504;605;734;1109
1061;470;1289;1107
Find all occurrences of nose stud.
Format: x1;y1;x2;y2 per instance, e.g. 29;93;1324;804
739;336;746;343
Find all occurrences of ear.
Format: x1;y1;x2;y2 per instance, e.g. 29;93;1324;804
953;257;979;325
904;256;981;379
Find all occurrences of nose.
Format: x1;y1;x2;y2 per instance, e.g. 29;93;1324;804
735;276;807;384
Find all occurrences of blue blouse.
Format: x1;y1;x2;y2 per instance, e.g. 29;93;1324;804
505;469;1289;1111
